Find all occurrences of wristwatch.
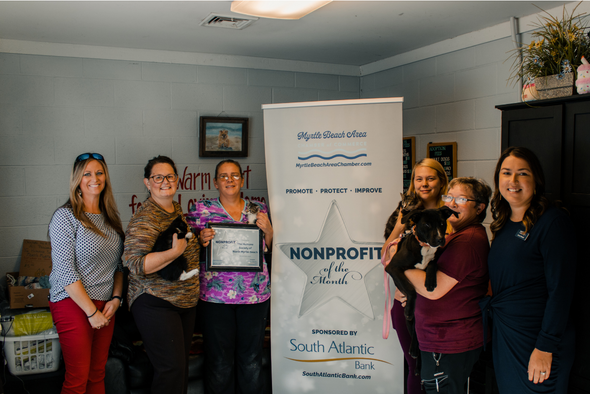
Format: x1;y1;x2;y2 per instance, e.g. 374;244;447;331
112;295;123;307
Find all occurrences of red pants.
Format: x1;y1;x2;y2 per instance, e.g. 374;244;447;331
49;298;115;394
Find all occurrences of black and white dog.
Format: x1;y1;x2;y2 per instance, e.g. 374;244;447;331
152;215;199;281
384;206;458;358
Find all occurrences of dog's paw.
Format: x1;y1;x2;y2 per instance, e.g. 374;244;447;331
425;278;437;292
185;232;193;239
424;270;438;291
179;268;199;281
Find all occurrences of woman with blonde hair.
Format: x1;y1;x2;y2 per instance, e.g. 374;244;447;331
382;158;448;394
383;158;449;245
48;152;124;394
405;158;449;205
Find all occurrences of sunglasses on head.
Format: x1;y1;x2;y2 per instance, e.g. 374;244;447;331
75;153;104;163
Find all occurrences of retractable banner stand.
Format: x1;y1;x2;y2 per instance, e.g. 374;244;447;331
263;98;404;393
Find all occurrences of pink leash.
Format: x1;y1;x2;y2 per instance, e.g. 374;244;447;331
381;239;399;339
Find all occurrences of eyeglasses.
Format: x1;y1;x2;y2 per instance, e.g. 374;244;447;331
76;153;104;162
217;174;241;182
441;195;477;205
150;174;178;184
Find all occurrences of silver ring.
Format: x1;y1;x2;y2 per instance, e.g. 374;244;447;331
541;372;546;375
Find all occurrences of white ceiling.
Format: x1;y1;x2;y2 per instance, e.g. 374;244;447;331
0;1;572;67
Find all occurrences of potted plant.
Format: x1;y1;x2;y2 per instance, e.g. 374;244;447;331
510;3;590;100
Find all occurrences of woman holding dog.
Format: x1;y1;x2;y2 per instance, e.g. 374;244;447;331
123;155;200;394
484;147;576;393
402;176;492;393
382;158;448;394
187;159;273;394
48;152;124;394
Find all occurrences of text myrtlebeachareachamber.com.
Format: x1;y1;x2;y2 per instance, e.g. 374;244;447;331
296;162;372;168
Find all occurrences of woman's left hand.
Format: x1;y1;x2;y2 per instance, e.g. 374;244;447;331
385;239;399;262
256;212;273;235
256;212;273;247
102;298;121;321
394;288;408;307
528;348;552;384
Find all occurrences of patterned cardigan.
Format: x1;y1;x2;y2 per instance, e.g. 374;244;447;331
123;199;200;309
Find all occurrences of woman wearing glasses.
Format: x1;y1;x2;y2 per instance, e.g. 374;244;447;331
187;159;273;394
123;155;200;393
48;152;124;394
400;177;492;393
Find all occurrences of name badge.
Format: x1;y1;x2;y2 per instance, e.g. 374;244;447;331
515;230;529;241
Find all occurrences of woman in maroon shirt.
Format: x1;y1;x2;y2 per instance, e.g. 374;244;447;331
404;177;492;394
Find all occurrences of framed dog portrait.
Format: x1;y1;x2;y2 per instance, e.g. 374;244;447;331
199;116;249;157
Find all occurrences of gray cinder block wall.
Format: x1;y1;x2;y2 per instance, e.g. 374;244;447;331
361;36;520;190
0;54;360;273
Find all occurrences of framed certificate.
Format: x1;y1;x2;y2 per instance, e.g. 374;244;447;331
205;222;263;271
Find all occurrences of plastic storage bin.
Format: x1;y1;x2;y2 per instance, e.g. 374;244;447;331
2;333;61;375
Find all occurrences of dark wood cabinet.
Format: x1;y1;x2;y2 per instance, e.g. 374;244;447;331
496;94;590;394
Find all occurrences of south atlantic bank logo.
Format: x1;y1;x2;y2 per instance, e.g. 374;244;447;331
297;130;368;161
278;201;382;318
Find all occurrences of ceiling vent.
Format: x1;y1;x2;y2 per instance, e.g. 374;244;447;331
199;13;258;30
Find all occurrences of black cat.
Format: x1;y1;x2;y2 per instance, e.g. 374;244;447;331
384;192;423;240
152;215;198;281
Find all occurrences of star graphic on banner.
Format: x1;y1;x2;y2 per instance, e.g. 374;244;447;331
279;200;382;319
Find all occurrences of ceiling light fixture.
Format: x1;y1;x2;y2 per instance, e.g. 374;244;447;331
231;1;332;20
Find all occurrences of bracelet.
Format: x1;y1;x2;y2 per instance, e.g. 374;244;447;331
87;307;98;319
111;295;123;306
